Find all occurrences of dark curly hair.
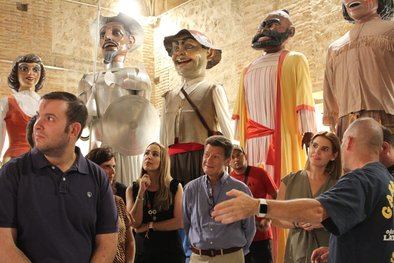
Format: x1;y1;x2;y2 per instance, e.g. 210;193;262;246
86;147;115;166
342;0;394;22
8;54;46;92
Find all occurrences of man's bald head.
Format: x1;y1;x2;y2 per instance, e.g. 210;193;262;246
341;118;383;172
267;9;293;25
344;117;383;154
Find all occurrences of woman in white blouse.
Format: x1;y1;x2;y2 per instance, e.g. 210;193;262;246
0;54;45;164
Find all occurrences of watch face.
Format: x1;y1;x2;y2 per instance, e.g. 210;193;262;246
260;203;268;214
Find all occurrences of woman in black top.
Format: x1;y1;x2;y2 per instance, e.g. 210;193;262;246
126;142;184;263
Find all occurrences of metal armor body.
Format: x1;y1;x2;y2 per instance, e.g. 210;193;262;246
79;65;160;185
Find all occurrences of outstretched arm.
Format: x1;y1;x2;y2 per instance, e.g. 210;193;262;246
212;189;327;224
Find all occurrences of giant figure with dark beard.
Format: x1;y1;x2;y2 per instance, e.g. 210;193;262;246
79;13;159;186
232;10;317;263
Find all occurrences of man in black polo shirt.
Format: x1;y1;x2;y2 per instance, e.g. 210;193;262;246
0;92;118;262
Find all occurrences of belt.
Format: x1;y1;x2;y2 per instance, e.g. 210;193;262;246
191;246;241;257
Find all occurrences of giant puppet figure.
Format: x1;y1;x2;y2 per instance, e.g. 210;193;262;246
232;10;316;263
79;13;159;185
0;54;45;164
161;29;233;185
323;0;394;139
233;10;316;187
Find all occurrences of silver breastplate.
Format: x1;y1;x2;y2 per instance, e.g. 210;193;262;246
78;67;158;156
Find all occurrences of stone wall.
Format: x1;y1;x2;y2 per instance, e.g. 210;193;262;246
153;0;353;118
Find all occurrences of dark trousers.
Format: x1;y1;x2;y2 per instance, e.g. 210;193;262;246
245;239;272;263
170;149;204;186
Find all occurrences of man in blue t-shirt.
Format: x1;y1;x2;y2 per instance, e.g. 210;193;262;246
311;125;394;262
212;118;394;263
0;92;118;262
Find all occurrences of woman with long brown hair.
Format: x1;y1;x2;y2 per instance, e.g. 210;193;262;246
126;142;184;263
274;132;342;263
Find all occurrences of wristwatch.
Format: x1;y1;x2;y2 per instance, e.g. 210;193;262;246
148;221;154;230
258;199;268;217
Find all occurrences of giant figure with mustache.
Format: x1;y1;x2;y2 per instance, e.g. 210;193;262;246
160;29;233;186
323;0;394;140
232;10;316;263
79;13;159;185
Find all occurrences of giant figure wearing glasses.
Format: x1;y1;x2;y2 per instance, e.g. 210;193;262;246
160;29;233;186
323;0;394;139
232;10;316;262
79;13;159;185
0;54;45;165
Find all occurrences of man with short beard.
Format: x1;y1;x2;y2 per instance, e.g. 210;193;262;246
161;29;233;186
232;10;316;262
0;92;118;262
323;0;394;139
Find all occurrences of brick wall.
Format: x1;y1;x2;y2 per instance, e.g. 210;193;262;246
0;0;155;99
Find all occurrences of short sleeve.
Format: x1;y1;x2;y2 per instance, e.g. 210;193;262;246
281;171;298;186
258;168;278;196
0;161;19;228
96;168;118;234
316;173;367;236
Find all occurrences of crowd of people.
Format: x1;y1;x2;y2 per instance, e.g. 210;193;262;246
0;0;393;262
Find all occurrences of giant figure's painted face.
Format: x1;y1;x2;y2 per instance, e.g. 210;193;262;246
17;62;41;90
99;22;133;63
170;34;210;79
252;14;293;51
342;0;379;21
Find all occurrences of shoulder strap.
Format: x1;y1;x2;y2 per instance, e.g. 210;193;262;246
180;88;213;135
169;179;179;195
132;182;139;200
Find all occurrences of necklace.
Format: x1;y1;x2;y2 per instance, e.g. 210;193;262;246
146;191;157;221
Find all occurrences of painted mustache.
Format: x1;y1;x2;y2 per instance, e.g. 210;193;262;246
102;40;119;49
251;30;291;49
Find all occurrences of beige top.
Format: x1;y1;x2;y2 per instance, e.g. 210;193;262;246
323;19;394;126
160;78;233;146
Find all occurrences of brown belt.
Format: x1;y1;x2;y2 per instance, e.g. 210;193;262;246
191;246;241;257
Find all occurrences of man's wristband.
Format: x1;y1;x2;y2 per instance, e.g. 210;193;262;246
258;199;268;218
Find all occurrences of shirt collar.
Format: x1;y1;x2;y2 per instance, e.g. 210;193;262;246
204;171;229;186
178;77;206;99
31;146;89;174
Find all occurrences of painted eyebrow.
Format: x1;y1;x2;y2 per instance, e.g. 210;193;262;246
172;37;195;44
